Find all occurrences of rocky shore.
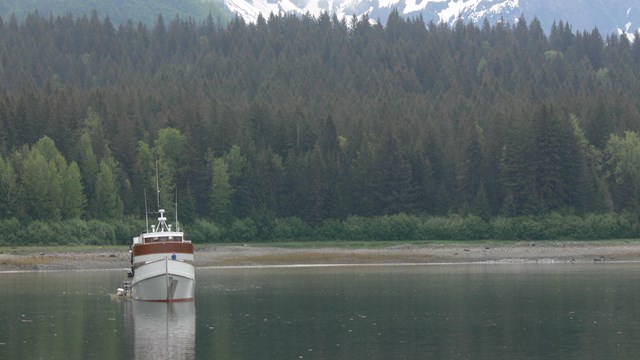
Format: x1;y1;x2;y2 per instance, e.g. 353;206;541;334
2;241;640;272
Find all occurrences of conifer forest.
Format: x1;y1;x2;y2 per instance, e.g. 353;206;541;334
1;11;640;244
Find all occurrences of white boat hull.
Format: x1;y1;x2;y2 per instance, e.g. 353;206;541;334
131;258;195;302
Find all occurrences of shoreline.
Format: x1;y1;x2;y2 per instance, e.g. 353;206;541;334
2;241;640;272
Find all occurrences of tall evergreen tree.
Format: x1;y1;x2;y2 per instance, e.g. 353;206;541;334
585;96;612;150
93;156;123;219
532;105;582;211
61;161;86;219
373;132;417;215
76;120;100;206
209;157;233;224
308;143;330;223
605;131;640;211
348;135;377;216
500;117;538;215
222;145;250;219
151;127;187;212
456;122;484;213
21;147;63;220
0;155;22;218
569;114;609;211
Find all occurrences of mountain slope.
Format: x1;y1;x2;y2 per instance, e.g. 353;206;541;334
2;0;636;37
224;0;640;36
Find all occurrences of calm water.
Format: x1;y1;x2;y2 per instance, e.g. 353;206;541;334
1;263;640;359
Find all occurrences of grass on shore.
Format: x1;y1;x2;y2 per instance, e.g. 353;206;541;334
204;238;640;249
0;245;129;255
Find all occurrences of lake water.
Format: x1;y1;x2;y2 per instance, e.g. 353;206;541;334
1;263;640;359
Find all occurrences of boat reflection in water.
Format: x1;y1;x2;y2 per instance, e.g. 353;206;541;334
124;301;196;360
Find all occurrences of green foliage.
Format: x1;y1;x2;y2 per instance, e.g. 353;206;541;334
491;213;639;240
0;218;21;245
476;57;487;77
3;212;640;246
418;215;490;240
376;214;420;240
249;205;276;241
273;217;312;241
539;213;585;240
585;212;635;240
316;219;344;240
342;216;371;240
0;218;139;245
188;219;223;243
111;216;145;244
223;145;248;180
344;213;420;240
492;217;548;240
23;221;56;245
544;50;564;62
227;218;258;243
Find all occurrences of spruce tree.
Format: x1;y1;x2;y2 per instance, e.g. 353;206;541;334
209;157;233;224
93;156;123;219
61;162;86;219
0;155;22;218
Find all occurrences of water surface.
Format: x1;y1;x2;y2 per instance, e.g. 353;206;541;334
1;263;639;359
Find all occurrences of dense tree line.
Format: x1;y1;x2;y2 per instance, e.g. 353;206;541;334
1;11;640;242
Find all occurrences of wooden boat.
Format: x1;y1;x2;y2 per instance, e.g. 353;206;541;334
125;208;195;302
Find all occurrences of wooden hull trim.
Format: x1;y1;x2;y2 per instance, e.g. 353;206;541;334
133;242;194;256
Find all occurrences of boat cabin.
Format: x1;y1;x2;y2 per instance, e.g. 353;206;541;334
133;209;186;244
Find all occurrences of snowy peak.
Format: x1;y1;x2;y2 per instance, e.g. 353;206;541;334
223;0;521;24
412;0;520;24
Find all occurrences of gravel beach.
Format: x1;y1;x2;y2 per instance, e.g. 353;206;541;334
2;241;640;272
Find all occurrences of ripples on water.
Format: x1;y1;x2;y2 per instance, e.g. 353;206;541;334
1;263;640;359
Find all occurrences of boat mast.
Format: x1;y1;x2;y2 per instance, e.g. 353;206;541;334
175;190;180;232
155;158;161;209
144;188;149;233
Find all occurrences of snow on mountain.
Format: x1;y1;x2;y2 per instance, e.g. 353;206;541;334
223;0;520;24
224;0;640;37
420;0;517;24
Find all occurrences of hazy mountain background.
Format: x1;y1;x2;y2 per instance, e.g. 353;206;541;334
1;0;638;38
0;0;230;26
